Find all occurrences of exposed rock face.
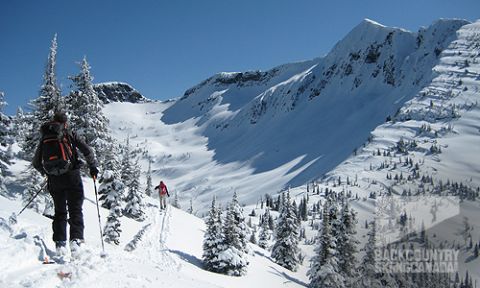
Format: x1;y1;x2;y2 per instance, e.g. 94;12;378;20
93;82;151;104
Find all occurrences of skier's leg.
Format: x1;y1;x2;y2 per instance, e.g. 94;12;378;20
49;181;68;242
161;195;166;209
67;172;85;241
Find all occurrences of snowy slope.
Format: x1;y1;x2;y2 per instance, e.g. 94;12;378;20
106;18;471;213
305;19;480;283
0;171;308;288
101;18;480;284
104;101;314;213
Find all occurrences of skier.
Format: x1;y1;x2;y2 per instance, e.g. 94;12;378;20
154;180;170;210
32;111;99;257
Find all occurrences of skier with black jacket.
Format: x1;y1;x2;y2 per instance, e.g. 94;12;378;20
32;111;99;256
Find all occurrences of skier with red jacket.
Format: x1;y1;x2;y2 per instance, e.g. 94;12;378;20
154;181;170;210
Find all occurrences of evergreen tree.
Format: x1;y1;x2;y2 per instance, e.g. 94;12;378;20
224;192;248;253
292;200;301;225
216;244;249;276
98;143;124;209
217;192;249;276
13;107;30;150
308;199;344;288
22;34;63;160
0;91;11;191
202;196;225;273
66;56;110;164
249;232;257;244
258;208;271;250
268;212;275;231
337;201;359;286
145;159;153;197
300;196;308;221
120;136;133;194
123;158;145;221
103;190;123;245
271;191;301;271
21;167;45;213
0;91;11;146
358;220;383;288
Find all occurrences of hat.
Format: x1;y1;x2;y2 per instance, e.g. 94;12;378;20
53;110;68;123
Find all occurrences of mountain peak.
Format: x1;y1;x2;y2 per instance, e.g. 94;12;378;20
360;18;386;28
93;82;152;104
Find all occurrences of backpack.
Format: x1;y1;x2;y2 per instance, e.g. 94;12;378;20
40;121;76;176
159;182;168;195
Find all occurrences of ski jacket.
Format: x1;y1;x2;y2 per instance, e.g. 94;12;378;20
154;181;170;196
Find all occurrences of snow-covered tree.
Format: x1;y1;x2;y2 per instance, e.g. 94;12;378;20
337;200;359;285
214;192;249;276
271;191;301;271
13;107;29;146
202;196;225;273
0;91;11;191
66;56;110;163
103;191;123;245
0;91;10;145
20;167;45;213
98;143;124;209
123;158;145;221
21;34;63;160
249;232;257;244
144;159;153;197
120;136;133;192
258;208;271;250
358;220;382;288
224;192;248;253
216;244;249;277
299;196;308;221
308;198;344;288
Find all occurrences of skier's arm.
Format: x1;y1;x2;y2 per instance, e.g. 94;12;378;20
32;142;44;175
166;187;170;197
72;133;97;168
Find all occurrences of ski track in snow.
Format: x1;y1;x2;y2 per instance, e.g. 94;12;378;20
134;205;181;273
0;203;204;288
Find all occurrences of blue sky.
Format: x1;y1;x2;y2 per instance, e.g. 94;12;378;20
1;0;478;115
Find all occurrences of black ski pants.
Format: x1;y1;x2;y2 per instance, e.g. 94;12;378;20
48;169;85;242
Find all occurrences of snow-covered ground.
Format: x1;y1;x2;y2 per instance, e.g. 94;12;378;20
0;173;308;287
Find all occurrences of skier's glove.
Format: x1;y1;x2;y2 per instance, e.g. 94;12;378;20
90;166;99;179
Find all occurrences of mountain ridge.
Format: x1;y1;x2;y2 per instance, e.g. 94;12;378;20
100;18;478;215
156;18;470;192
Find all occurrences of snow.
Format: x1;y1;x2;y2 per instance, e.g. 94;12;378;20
0;178;308;287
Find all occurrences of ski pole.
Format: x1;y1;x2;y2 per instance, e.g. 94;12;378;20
18;180;48;216
93;176;106;257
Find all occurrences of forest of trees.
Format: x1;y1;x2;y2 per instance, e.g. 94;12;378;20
6;35;152;244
